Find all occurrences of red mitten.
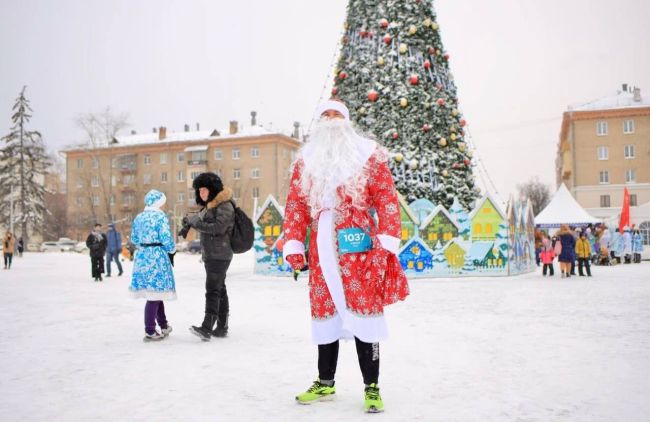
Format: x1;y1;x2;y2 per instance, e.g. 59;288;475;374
285;254;306;271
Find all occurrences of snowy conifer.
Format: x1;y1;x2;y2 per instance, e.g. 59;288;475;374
333;0;479;209
0;87;50;242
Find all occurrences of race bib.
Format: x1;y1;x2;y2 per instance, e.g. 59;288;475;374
338;228;372;254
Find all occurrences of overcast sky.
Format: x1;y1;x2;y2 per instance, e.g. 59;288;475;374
2;0;649;203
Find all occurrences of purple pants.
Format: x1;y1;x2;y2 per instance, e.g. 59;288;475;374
144;300;168;335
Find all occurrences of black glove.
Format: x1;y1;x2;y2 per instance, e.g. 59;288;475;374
168;252;176;266
177;225;190;239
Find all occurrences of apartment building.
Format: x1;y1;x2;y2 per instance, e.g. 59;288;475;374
556;84;650;222
63;119;302;241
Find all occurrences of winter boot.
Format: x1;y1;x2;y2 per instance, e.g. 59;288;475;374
161;325;173;337
189;314;217;342
364;383;384;413
143;331;165;342
296;379;336;404
212;314;229;338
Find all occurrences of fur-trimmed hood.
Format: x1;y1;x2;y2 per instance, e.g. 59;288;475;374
207;187;233;209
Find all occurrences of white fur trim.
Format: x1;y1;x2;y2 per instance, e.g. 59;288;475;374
315;100;350;120
283;240;306;261
377;234;400;255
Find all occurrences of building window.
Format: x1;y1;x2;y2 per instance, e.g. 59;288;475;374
177;171;185;182
76;158;84;169
111;175;117;187
177;192;185;203
251;168;260;179
623;119;635;134
252;187;260;198
92;157;99;169
76;177;84;188
639;221;650;245
160;153;168;164
214;149;223;160
190;171;201;180
177;152;185;162
599;171;609;184
234;188;241;199
624;144;635;159
600;195;610;207
123;174;134;185
596;121;608;136
630;194;637;207
597;146;608;160
143;174;151;184
251;146;260;158
233;168;241;180
625;169;636;183
232;148;240;159
161;172;168;183
144;154;151;165
111;157;118;169
91;175;100;187
92;195;100;207
109;195;115;206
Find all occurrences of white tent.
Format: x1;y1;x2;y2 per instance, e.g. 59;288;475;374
535;184;600;228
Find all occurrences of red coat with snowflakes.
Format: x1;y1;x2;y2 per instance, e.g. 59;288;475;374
283;148;409;320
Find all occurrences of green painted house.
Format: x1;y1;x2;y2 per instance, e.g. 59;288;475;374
420;205;460;251
469;195;506;241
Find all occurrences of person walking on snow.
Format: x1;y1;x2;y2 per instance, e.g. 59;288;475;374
3;232;15;269
86;224;107;281
184;173;236;341
105;222;124;277
283;99;409;413
622;226;633;264
557;225;575;278
540;235;555;276
575;231;592;276
129;190;176;342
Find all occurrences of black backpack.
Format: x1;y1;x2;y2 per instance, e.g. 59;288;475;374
229;200;254;253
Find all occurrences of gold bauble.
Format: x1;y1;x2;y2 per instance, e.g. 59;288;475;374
394;152;404;162
409;159;418;169
439;138;447;147
431;22;439;30
377;56;385;66
408;25;417;35
452;109;459;116
400;97;408;107
451;133;457;141
399;43;408;54
423;18;432;27
442;170;449;177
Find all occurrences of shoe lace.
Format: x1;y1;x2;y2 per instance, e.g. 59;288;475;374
308;381;327;393
365;385;380;401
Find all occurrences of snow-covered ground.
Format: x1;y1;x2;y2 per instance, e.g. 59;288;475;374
1;252;649;422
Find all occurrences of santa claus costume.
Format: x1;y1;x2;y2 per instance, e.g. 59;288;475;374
283;100;409;413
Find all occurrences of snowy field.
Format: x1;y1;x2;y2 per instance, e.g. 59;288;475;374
1;252;649;422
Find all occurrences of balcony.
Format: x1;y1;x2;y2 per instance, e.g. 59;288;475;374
187;159;207;166
120;204;133;212
119;184;135;193
119;166;137;174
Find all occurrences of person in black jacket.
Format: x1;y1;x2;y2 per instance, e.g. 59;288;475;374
86;223;108;281
182;172;235;341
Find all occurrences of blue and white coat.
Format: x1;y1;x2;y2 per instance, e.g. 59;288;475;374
129;195;177;300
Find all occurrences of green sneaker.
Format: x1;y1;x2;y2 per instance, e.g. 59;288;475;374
295;379;336;404
364;383;384;413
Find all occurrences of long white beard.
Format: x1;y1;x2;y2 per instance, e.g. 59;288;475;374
300;118;374;214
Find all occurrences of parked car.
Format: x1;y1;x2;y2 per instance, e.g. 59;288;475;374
58;239;77;252
74;242;89;253
188;239;202;254
40;241;62;252
176;241;189;252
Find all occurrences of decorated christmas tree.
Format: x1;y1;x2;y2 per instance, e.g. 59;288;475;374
332;0;478;210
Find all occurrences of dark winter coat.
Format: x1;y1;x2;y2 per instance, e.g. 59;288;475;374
557;232;576;263
190;187;235;261
106;227;122;253
86;232;108;258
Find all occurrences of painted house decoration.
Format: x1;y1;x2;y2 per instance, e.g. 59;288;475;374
252;194;535;278
420;205;460;251
398;238;434;273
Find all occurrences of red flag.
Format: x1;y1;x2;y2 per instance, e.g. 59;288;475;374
619;187;630;233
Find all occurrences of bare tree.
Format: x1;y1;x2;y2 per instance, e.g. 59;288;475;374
517;177;551;215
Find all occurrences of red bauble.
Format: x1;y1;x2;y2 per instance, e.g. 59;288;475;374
368;90;379;102
383;34;392;44
443;53;450;60
436;98;445;106
409;74;419;85
452;163;460;169
464;158;471;166
460;119;467;127
359;30;367;37
428;46;436;55
331;87;338;96
422;124;430;132
392;132;399;140
423;59;431;69
338;71;347;80
379;18;389;28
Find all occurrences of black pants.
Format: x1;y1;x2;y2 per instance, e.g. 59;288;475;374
90;256;104;278
570;260;576;275
204;259;231;322
318;337;380;385
542;263;554;276
4;253;13;268
634;253;641;263
578;258;591;276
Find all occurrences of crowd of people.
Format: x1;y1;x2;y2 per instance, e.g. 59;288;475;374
535;223;644;278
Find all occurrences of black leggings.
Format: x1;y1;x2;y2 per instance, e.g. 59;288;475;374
4;253;12;268
318;337;380;385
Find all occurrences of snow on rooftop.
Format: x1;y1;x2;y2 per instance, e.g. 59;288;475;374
569;87;650;112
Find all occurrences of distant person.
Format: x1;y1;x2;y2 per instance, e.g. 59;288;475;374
622;226;632;264
632;229;643;263
105;222;123;277
608;228;622;264
540;235;555;276
534;229;543;266
575;232;592;276
557;224;576;278
86;223;107;281
129;190;176;342
16;237;24;257
3;231;16;269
